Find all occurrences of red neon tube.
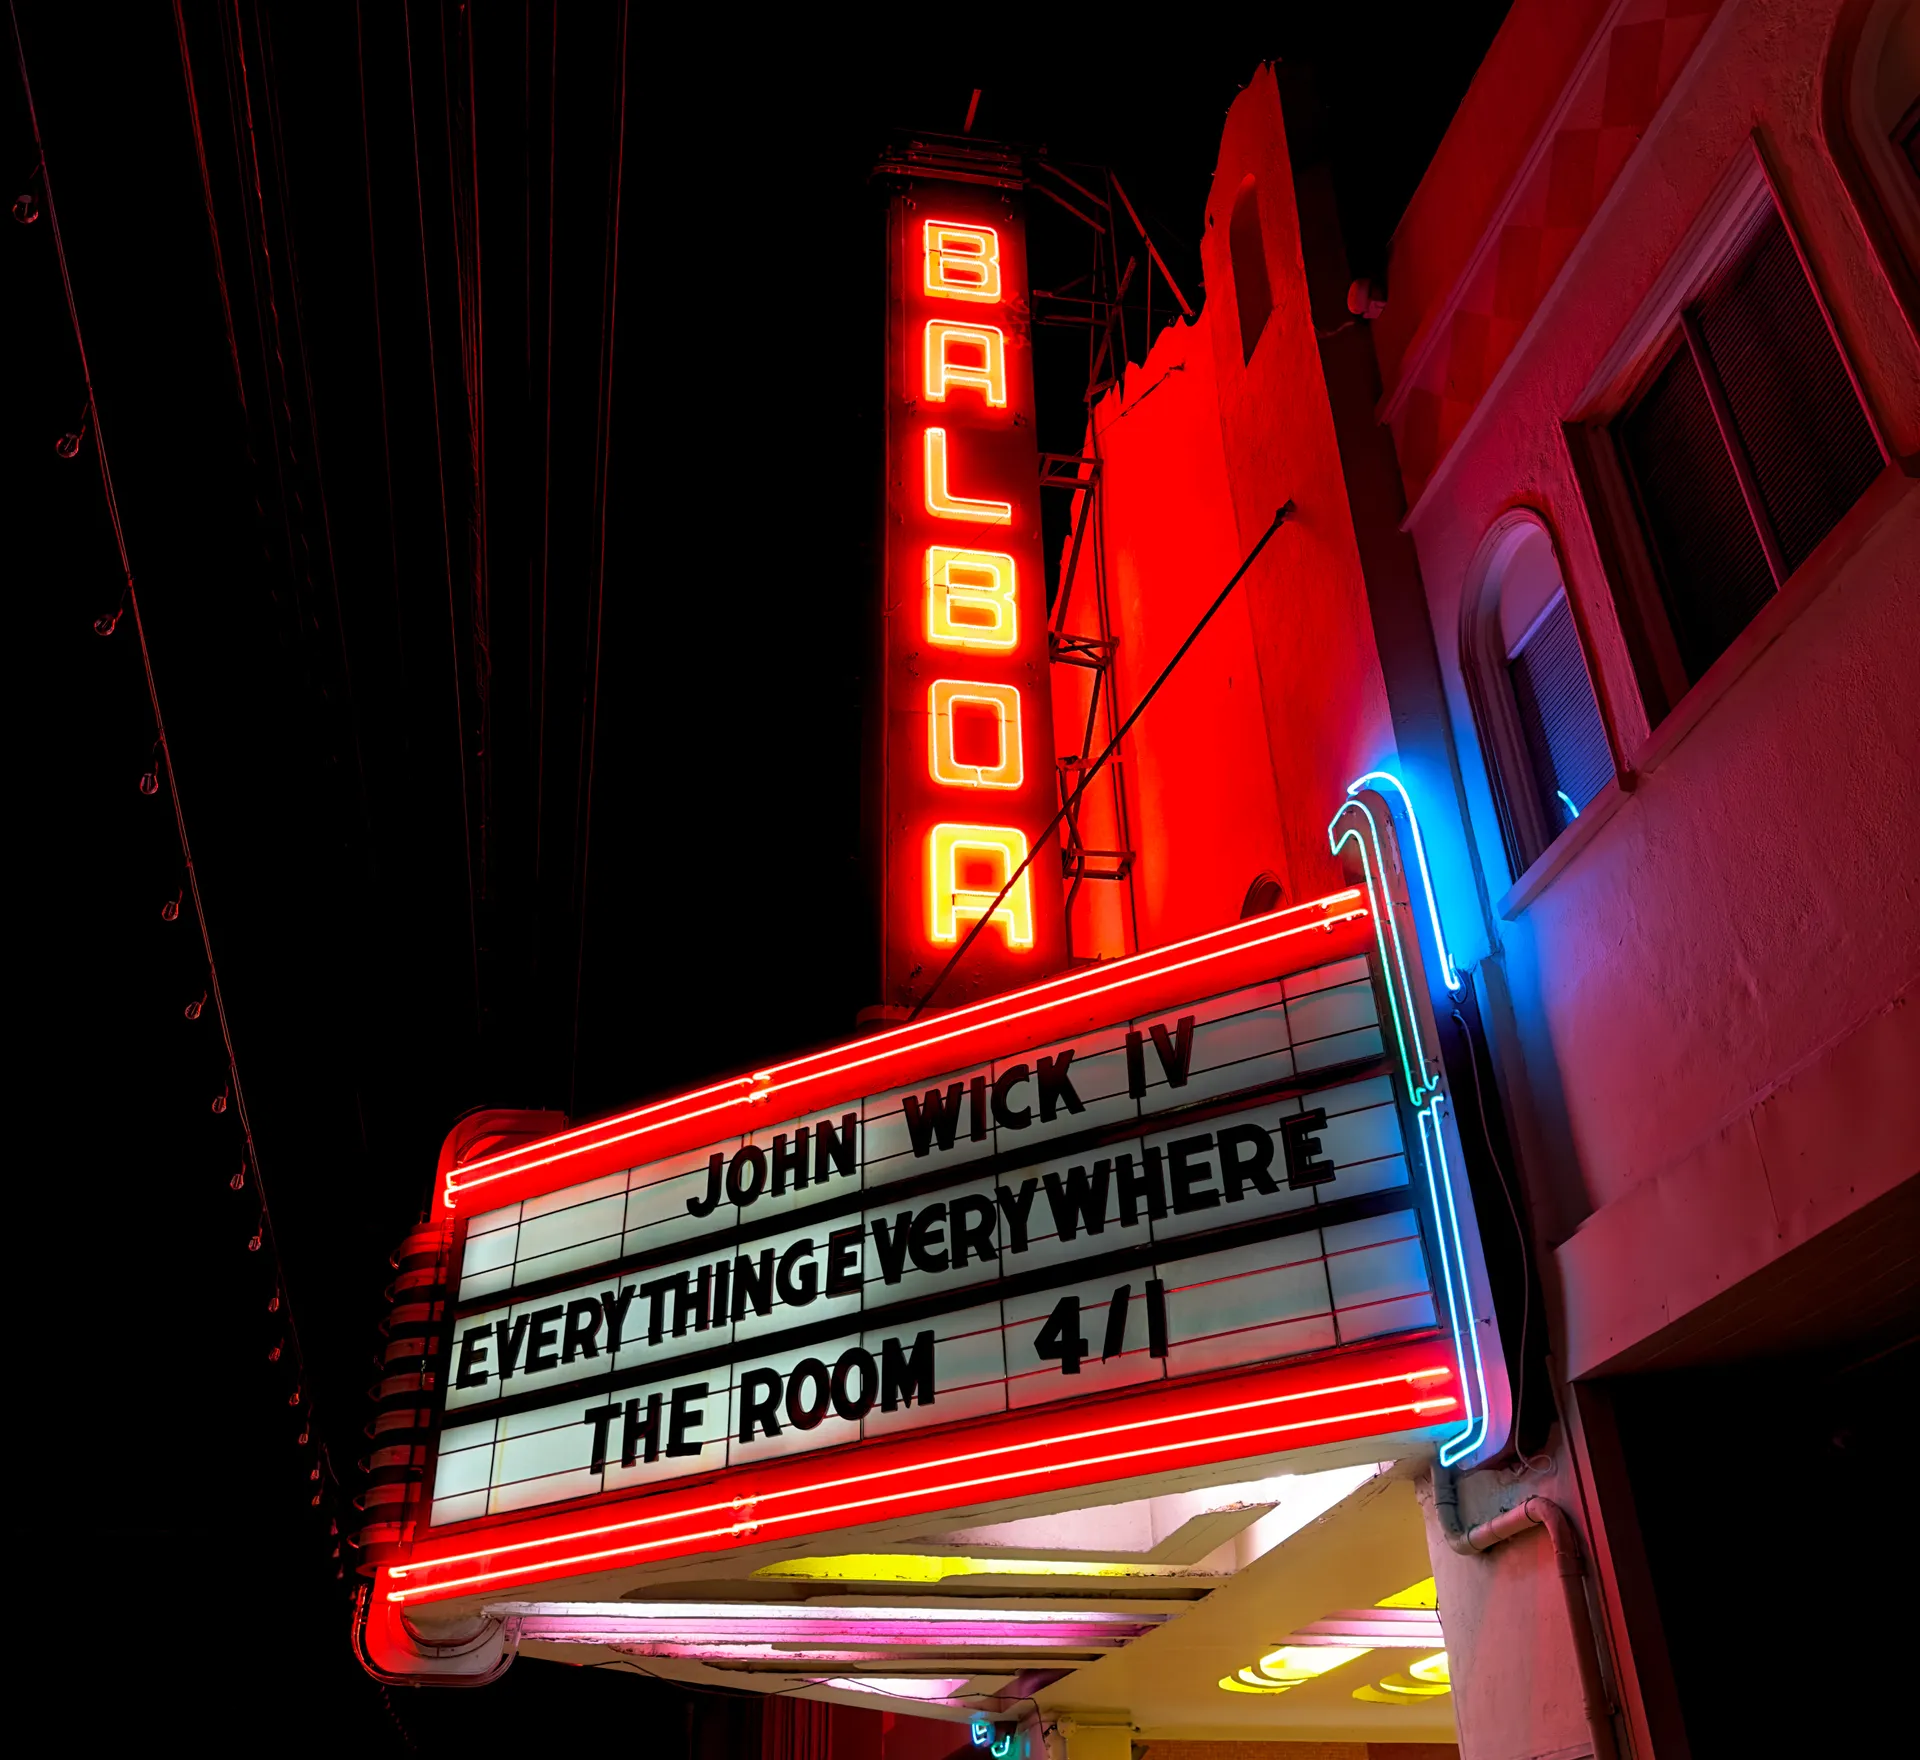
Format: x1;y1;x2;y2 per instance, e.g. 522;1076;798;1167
384;1338;1451;1605
442;890;1370;1213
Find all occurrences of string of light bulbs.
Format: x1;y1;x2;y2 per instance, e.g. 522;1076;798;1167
11;0;345;1577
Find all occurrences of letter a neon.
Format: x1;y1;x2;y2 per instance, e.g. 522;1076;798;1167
929;824;1034;948
924;321;1007;406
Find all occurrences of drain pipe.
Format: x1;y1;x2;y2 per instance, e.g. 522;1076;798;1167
1432;1464;1620;1760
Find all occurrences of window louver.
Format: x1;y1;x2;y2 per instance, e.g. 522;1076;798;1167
1508;596;1614;837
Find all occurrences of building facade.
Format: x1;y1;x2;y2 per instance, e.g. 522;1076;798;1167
351;6;1913;1755
1060;1;1917;1752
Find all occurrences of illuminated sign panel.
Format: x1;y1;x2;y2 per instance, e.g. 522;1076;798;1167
880;167;1066;1009
425;947;1441;1529
361;895;1504;1621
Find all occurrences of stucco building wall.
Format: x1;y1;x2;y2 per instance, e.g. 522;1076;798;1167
1386;0;1918;1354
1048;6;1913;1750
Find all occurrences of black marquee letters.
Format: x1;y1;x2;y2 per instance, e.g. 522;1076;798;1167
685;1113;859;1216
903;1083;965;1156
455;1324;491;1389
685;1152;724;1217
775;1238;820;1306
880;1330;936;1411
1281;1108;1336;1188
544;1066;1373;1489
1166;1133;1220;1214
1217;1122;1281;1201
737;1367;783;1442
1043;1161;1109;1240
784;1358;832;1431
825;1225;864;1296
726;1144;768;1206
990;1063;1032;1130
1035;1050;1084;1122
729;1335;930;1443
665;1383;707;1457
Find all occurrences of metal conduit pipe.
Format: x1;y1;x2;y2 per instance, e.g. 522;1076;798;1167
1431;1464;1620;1760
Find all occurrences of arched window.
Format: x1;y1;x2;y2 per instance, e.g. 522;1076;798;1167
1462;513;1615;878
1826;0;1920;328
1240;872;1286;918
1230;176;1273;362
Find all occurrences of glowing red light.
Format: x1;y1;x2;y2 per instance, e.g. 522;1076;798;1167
924;428;1012;524
924;220;1001;301
929;823;1034;947
383;1348;1455;1604
925;546;1019;650
929;680;1022;788
440;891;1371;1210
924;320;1007;406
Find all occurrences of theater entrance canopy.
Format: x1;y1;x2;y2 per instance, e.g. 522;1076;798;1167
355;870;1503;1740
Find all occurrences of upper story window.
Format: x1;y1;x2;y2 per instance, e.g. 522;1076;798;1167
1616;205;1883;680
1584;191;1887;727
1463;514;1614;878
1230;177;1273;362
1828;0;1920;320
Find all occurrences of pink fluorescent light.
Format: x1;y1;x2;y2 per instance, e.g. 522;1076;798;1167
823;1678;972;1701
621;1645;913;1664
508;1612;1159;1645
1286;1610;1446;1647
499;1600;1150;1625
670;1622;1142;1644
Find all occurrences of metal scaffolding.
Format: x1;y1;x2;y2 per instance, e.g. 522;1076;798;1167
1028;155;1194;957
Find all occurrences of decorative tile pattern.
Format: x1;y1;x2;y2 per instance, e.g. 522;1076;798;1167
1390;0;1722;507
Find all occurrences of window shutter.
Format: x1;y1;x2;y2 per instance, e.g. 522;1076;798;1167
1614;206;1883;692
1508;596;1613;836
1695;212;1883;578
1618;343;1776;680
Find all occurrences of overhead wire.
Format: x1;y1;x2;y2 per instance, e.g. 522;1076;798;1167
440;0;492;900
11;0;341;1511
532;3;558;886
910;498;1296;1020
402;0;483;1025
171;0;247;415
354;0;407;671
567;0;630;1113
218;0;303;641
253;0;369;833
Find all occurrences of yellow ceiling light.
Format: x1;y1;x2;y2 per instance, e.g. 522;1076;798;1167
1217;1579;1443;1696
1218;1645;1372;1694
1353;1651;1451;1704
752;1553;1183;1584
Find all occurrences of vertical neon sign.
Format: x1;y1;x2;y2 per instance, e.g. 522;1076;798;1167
879;150;1066;1010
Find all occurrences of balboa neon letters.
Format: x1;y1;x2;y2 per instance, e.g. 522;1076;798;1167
919;219;1032;951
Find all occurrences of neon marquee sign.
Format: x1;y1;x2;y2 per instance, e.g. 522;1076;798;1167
880;164;1067;1009
374;895;1481;1621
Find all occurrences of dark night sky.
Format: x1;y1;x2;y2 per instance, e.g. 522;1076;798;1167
13;6;1504;1750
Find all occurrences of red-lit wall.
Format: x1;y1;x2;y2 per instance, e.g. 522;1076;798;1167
1369;0;1617;403
1053;311;1283;957
1057;66;1398;958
